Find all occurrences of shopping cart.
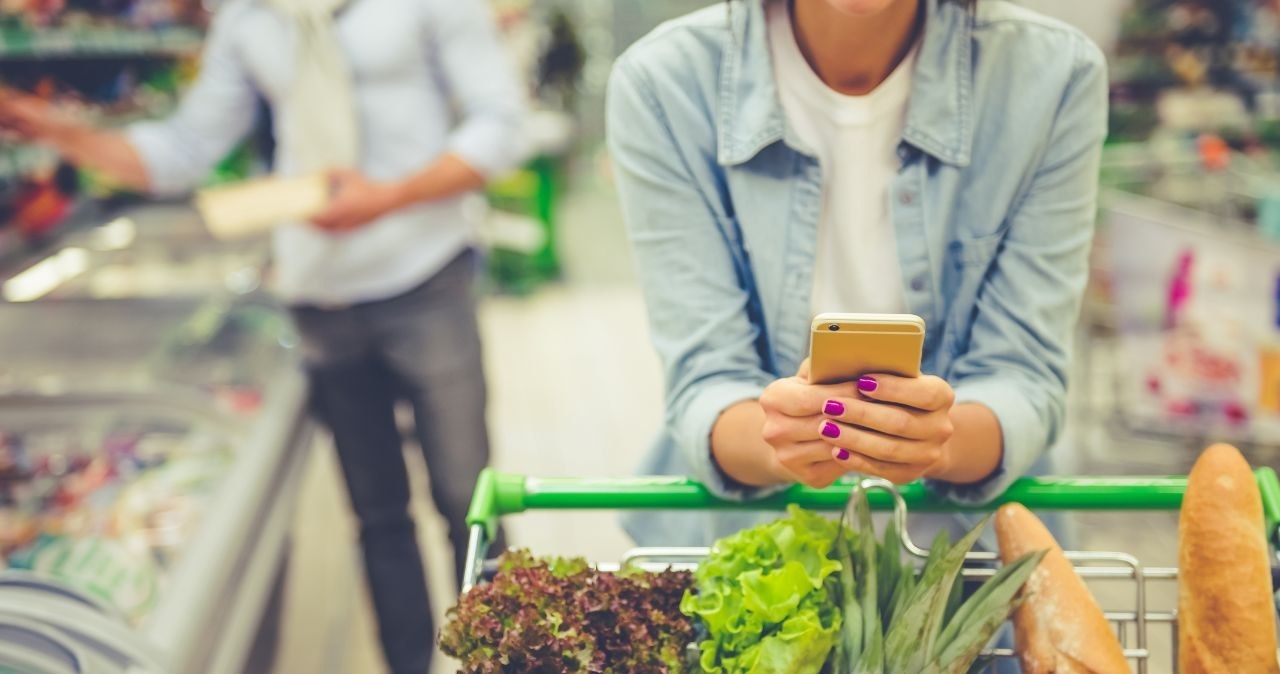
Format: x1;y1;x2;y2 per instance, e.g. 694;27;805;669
461;468;1280;673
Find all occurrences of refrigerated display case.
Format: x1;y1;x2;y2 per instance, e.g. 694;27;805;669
1089;146;1280;453
0;203;316;674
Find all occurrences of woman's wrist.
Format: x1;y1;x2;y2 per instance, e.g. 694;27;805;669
921;402;1003;485
710;400;791;488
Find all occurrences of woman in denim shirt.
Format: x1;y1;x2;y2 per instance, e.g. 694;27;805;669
606;0;1107;546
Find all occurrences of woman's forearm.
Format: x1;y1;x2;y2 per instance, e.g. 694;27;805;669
928;402;1004;485
712;398;1003;489
710;400;788;488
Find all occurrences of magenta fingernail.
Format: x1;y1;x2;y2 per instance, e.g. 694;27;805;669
821;421;840;439
857;376;878;393
836;448;850;461
823;399;844;416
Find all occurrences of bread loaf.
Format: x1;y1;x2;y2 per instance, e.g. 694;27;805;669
195;174;329;240
995;502;1130;674
1178;443;1280;674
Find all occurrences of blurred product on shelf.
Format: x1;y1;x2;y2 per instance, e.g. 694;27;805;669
1110;0;1280;145
7;163;79;240
1095;65;1280;443
0;0;205;30
535;8;583;111
0;0;212;265
0;206;310;669
482;2;581;294
1094;185;1280;445
0;418;233;621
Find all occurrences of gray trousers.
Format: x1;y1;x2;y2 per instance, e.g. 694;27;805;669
290;249;495;674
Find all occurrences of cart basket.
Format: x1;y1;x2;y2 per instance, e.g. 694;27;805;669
460;468;1280;673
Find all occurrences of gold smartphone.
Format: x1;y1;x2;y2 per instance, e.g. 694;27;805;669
808;312;925;385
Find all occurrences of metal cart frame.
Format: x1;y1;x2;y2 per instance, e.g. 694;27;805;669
461;468;1280;673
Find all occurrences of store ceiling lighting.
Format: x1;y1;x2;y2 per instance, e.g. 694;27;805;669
88;217;138;251
3;247;90;303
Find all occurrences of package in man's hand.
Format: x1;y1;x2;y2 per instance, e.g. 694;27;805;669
195;174;329;240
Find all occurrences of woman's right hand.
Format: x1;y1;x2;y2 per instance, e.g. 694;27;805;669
758;359;859;488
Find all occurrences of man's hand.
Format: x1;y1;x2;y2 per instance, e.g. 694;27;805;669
0;89;58;142
310;169;405;233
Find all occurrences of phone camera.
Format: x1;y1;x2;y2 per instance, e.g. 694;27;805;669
827;324;840;331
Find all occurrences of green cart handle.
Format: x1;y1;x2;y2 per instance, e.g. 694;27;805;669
465;468;1280;547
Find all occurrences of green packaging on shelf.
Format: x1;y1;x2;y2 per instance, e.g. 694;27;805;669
10;535;158;621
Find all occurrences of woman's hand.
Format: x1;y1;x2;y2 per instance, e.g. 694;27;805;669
758;374;858;489
819;374;956;485
757;362;957;488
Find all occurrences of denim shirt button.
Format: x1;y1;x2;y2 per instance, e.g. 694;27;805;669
899;191;916;206
910;275;926;292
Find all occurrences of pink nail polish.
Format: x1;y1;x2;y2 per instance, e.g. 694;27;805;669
857;376;878;393
821;421;840;439
836;448;850;461
823;399;844;416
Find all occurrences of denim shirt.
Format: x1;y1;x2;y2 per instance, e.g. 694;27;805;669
606;0;1107;546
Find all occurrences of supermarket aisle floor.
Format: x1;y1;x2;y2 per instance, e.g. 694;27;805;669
273;164;659;674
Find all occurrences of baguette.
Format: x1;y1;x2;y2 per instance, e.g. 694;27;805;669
996;503;1130;674
1178;443;1280;674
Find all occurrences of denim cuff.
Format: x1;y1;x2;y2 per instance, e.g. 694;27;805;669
925;375;1046;505
674;376;784;501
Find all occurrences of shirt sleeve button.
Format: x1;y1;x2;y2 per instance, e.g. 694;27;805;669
899;191;916;206
910;275;926;292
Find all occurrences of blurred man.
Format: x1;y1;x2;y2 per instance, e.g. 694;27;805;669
0;0;524;671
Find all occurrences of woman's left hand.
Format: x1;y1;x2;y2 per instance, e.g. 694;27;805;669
818;374;956;485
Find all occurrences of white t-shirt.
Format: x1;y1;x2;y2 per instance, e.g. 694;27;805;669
766;0;916;316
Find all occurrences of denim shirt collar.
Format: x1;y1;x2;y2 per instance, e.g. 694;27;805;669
716;0;975;167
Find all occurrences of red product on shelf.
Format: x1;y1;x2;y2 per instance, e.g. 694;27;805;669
11;178;72;238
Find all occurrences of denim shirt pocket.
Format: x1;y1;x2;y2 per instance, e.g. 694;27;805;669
943;231;1004;359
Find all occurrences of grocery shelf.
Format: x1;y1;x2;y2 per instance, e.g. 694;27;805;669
0;202;319;673
0;145;58;182
0;27;202;60
143;371;313;674
0;199;103;279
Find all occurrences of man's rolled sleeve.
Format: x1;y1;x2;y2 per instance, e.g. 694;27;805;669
446;117;524;178
432;0;527;177
123;2;257;196
124;122;202;196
